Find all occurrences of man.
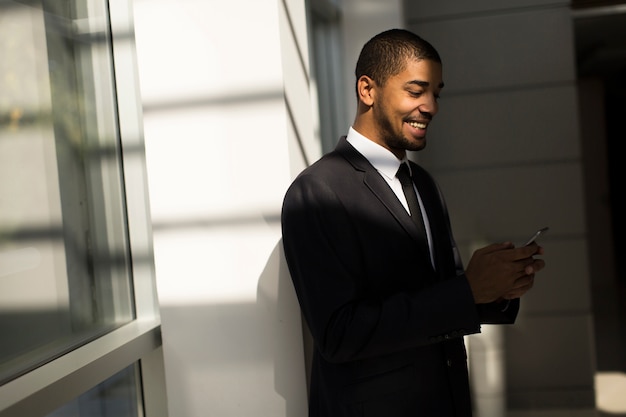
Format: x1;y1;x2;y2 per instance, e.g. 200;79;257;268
281;29;545;417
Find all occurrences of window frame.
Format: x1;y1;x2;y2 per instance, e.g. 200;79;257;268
0;0;165;415
307;0;348;154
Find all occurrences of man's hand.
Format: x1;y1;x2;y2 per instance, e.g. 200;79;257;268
465;242;545;304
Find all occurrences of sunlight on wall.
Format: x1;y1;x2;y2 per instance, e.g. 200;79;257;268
132;1;310;416
596;372;626;413
152;225;281;305
133;0;293;308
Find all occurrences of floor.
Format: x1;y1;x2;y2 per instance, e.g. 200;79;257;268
476;372;626;417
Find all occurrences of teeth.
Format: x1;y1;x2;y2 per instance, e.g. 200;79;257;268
409;122;427;129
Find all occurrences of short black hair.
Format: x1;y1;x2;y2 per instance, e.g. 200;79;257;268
355;29;441;96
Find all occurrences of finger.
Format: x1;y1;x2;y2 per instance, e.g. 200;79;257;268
510;245;542;260
479;241;514;254
503;277;534;298
523;244;544;257
508;274;533;289
515;275;534;289
523;258;546;275
532;258;546;272
512;257;536;276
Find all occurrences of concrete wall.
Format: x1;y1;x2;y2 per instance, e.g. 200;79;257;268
132;0;314;415
403;0;596;412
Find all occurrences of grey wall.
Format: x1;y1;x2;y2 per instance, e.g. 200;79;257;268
403;0;597;411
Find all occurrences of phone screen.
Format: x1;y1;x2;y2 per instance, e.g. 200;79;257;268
524;227;549;246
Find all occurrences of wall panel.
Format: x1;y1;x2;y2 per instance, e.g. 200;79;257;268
421;84;581;170
408;8;576;92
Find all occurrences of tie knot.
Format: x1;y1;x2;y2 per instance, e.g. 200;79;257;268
396;163;412;184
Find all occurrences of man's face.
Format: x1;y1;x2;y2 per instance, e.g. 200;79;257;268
372;58;443;157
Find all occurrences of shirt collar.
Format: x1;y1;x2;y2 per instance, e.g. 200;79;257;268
346;127;408;180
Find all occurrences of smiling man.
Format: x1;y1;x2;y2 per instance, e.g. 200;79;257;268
352;34;443;157
281;29;545;417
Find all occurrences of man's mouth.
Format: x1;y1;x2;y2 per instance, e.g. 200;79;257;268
407;121;427;129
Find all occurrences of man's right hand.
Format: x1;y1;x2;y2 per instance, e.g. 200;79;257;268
464;242;545;304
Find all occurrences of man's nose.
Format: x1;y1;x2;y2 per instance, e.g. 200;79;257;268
419;96;438;117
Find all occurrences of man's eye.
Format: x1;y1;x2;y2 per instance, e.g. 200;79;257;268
409;91;423;97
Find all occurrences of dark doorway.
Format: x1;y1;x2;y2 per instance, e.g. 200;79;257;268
574;4;626;372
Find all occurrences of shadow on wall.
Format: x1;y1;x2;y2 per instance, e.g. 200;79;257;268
157;240;308;417
257;240;309;416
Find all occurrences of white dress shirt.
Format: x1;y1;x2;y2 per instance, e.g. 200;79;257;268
346;127;435;267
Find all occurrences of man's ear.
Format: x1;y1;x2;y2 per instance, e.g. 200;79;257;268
356;75;375;106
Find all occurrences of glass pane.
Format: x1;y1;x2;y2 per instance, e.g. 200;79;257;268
0;0;134;384
46;364;141;417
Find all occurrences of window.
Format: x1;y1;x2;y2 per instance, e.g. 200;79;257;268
0;0;133;383
306;0;348;153
45;364;141;417
0;0;163;415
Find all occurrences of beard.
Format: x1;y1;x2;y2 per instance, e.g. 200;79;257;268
373;102;427;153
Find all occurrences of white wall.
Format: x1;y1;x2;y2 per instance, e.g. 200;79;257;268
339;0;404;132
132;0;313;415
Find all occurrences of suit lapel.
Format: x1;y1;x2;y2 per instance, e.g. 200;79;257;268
335;137;431;253
335;136;458;280
363;169;422;240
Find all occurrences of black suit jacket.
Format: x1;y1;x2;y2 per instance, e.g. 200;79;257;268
281;137;518;417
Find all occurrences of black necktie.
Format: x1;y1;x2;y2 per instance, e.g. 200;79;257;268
396;163;428;242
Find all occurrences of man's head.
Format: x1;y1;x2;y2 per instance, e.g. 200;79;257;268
352;29;444;159
355;29;441;99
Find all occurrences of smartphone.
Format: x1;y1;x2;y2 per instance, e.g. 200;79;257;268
524;227;549;246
